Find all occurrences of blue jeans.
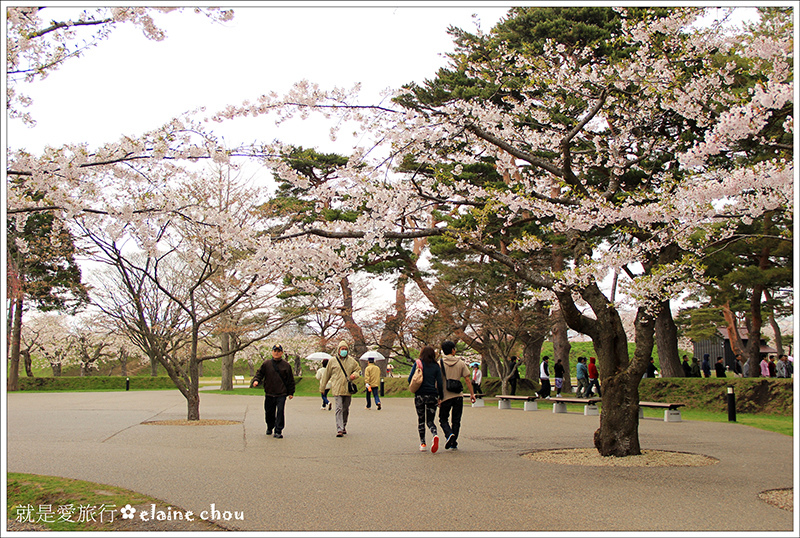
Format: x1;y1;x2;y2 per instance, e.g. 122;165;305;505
588;378;601;397
320;389;330;406
365;386;380;408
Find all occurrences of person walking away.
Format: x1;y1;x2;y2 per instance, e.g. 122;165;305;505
646;358;658;379
587;357;601;397
470;363;482;398
553;358;565;397
319;340;361;437
701;354;712;378
251;344;295;438
776;355;789;378
364;356;382;410
575;357;589;398
316;358;332;410
508;356;520;395
681;355;692;377
539;356;551;399
438;340;476;451
408;346;443;453
690;356;701;377
715;356;727;378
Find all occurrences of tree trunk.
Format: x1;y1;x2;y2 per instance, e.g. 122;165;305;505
187;356;201;421
150;353;159;376
8;295;23;391
655;300;682;377
377;275;408;376
220;331;234;391
340;276;367;357
119;346;128;377
52;363;62;377
22;349;34;377
764;290;783;356
551;310;572;391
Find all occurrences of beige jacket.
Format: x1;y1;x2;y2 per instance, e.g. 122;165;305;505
320;355;361;396
364;363;381;388
440;355;472;401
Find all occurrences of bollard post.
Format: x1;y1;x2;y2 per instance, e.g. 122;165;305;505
126;377;130;391
727;385;736;422
380;379;385;397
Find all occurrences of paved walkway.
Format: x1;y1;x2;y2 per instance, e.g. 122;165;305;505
5;390;796;533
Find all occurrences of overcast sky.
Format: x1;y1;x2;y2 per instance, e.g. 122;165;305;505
7;3;513;155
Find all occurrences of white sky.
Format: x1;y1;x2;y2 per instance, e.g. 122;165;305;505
7;3;513;154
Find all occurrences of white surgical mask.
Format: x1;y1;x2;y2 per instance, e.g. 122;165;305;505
339;350;347;358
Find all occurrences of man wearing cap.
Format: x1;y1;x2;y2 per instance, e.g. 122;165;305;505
319;340;361;437
252;344;295;438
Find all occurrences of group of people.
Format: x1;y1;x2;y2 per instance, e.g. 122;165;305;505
574;356;601;398
699;353;794;378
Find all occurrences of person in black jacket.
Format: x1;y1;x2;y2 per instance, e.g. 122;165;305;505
252;344;295;438
553;358;565;397
407;346;443;453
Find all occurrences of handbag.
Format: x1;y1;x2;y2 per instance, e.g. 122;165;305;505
408;359;424;393
441;359;463;393
336;356;359;394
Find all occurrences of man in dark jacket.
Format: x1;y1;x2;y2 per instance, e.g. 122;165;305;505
252;344;295;438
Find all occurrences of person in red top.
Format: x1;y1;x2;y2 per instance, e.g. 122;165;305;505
587;357;602;398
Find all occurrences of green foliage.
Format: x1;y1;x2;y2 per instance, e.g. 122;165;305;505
17;376;178;391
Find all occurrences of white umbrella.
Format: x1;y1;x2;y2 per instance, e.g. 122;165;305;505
306;352;333;361
358;350;387;363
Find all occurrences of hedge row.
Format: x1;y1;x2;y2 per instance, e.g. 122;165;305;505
16;376;178;391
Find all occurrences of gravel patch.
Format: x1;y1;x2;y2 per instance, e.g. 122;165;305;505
758;488;794;512
523;448;719;467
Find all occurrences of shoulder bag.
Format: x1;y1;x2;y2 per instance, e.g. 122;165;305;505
337;356;359;394
408;359;424;393
440;359;463;393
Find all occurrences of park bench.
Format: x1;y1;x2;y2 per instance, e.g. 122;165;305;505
638;401;686;422
462;393;486;407
234;375;246;385
549;396;603;416
496;394;540;411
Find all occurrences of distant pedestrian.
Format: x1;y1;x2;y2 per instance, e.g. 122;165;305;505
702;354;712;378
364;357;382;410
690;357;701;378
681;355;692;377
315;358;332;410
438;340;476;451
553;358;565;397
508;356;520;395
742;356;752;377
731;356;742;377
715;356;727;378
759;356;770;377
646;358;658;379
251;344;295;438
407;346;443;453
470;363;483;397
575;357;590;398
587;357;601;397
768;356;777;378
539;356;551;399
776;355;789;378
319;340;361;437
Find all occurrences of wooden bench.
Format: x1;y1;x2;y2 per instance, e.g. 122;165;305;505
639;401;686;422
549;396;602;416
462;393;486;407
234;375;246;385
495;394;540;411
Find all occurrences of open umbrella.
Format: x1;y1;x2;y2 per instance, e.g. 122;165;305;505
305;352;333;361
358;350;387;363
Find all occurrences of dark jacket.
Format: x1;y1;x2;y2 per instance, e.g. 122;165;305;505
408;360;443;399
554;362;564;379
681;360;692;377
253;358;295;396
714;361;726;378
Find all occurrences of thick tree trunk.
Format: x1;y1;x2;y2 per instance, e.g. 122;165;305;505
22;350;34;377
150;353;159;376
655;300;682;377
521;333;544;384
51;363;62;376
340;276;367;357
377;275;408;376
8;296;23;391
551;310;572;391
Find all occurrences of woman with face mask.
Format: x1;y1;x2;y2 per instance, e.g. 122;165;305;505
319;340;361;437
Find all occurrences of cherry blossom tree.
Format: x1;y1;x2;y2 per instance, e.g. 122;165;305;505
206;7;792;456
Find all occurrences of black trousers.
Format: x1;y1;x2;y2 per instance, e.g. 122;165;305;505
264;394;287;433
439;396;464;445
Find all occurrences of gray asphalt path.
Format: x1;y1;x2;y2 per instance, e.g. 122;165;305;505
5;390;796;533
